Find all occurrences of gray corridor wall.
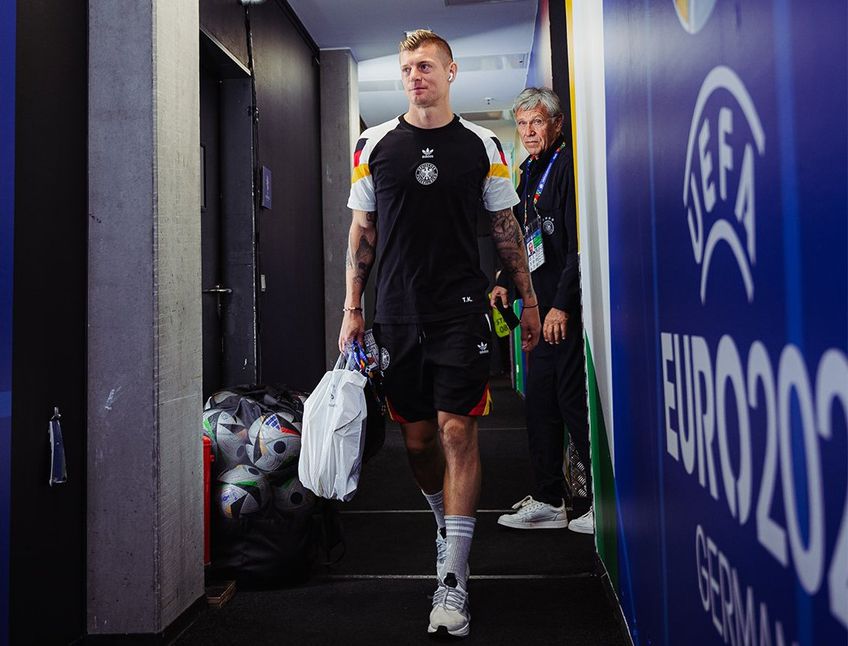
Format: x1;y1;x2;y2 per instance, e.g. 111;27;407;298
201;0;326;391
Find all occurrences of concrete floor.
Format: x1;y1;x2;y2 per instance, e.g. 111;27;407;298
178;377;629;645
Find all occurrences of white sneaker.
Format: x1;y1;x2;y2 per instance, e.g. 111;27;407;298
428;573;470;637
569;507;595;534
497;495;569;529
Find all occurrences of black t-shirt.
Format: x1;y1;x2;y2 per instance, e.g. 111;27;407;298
498;135;580;315
348;115;519;324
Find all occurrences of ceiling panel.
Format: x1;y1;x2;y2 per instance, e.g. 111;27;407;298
287;0;537;126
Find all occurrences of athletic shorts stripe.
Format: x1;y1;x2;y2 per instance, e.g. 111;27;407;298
385;397;409;424
467;385;492;417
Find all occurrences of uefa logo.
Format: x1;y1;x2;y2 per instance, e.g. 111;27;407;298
673;0;717;34
683;65;765;304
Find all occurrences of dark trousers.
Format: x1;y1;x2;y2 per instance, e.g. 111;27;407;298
525;307;591;507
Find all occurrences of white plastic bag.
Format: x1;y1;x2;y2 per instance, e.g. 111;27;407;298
299;354;368;501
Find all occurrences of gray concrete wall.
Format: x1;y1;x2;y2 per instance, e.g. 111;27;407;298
320;49;359;366
88;0;203;635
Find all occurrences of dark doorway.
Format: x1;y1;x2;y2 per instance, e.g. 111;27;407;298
10;1;87;643
200;63;225;397
199;30;257;397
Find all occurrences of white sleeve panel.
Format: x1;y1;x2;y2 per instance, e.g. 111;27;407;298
459;118;520;212
346;118;400;212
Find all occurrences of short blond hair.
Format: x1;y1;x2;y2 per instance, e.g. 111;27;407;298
399;29;453;63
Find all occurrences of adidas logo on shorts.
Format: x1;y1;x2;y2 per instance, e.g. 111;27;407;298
477;342;489;355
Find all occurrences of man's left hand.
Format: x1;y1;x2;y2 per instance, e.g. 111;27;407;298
519;306;542;352
543;308;568;345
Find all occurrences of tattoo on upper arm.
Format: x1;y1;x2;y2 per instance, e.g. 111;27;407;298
365;211;376;224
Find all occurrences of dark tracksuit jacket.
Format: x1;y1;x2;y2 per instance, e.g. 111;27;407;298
497;135;591;506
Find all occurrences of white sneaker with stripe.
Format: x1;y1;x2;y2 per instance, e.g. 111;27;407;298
496;495;569;529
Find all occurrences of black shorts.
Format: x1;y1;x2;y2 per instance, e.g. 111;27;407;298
373;313;493;423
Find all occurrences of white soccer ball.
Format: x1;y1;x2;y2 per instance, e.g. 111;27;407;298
216;464;269;519
215;411;250;471
246;413;301;474
271;475;314;513
204;390;242;412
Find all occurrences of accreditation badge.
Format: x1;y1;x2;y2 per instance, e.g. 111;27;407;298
524;217;546;272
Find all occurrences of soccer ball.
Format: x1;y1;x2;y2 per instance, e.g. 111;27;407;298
216;465;269;519
205;390;242;413
202;408;224;453
246;413;301;474
271;475;314;513
215;411;250;471
235;397;264;429
274;408;303;433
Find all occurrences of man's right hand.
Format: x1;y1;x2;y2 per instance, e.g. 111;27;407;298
489;286;509;309
338;310;366;353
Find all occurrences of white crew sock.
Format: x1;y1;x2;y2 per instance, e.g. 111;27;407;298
444;515;476;587
422;489;446;533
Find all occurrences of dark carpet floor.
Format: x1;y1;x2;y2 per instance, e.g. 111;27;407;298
177;377;629;645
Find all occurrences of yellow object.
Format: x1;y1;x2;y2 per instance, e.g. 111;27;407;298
490;294;511;338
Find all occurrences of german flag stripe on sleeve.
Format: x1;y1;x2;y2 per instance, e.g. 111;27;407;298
353;137;367;168
457;117;520;212
488;163;510;179
351;163;370;184
347;118;399;212
491;136;508;166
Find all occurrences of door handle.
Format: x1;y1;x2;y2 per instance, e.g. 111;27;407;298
202;285;232;295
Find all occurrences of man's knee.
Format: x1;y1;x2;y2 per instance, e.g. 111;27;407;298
440;416;477;455
403;422;439;458
406;434;437;458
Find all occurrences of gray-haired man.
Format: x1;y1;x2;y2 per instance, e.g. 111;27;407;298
492;87;594;533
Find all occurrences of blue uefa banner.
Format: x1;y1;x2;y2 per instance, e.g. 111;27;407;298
0;0;13;643
602;1;847;645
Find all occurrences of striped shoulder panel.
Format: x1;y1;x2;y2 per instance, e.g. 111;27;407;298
457;117;510;179
351;117;401;185
458;117;519;212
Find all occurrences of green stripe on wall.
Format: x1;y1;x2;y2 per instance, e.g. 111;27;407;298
585;335;618;588
512;301;526;396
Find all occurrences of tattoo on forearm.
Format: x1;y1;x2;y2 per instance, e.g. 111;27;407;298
352;233;375;288
489;208;536;300
346;221;377;293
345;243;354;270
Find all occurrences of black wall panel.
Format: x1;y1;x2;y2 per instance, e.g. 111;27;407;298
11;0;87;643
200;0;249;68
252;2;324;390
200;0;325;391
548;0;572;145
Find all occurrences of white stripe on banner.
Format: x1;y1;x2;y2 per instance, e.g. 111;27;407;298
572;0;615;471
322;573;595;581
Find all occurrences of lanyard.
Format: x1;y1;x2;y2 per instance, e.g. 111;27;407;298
523;142;567;228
